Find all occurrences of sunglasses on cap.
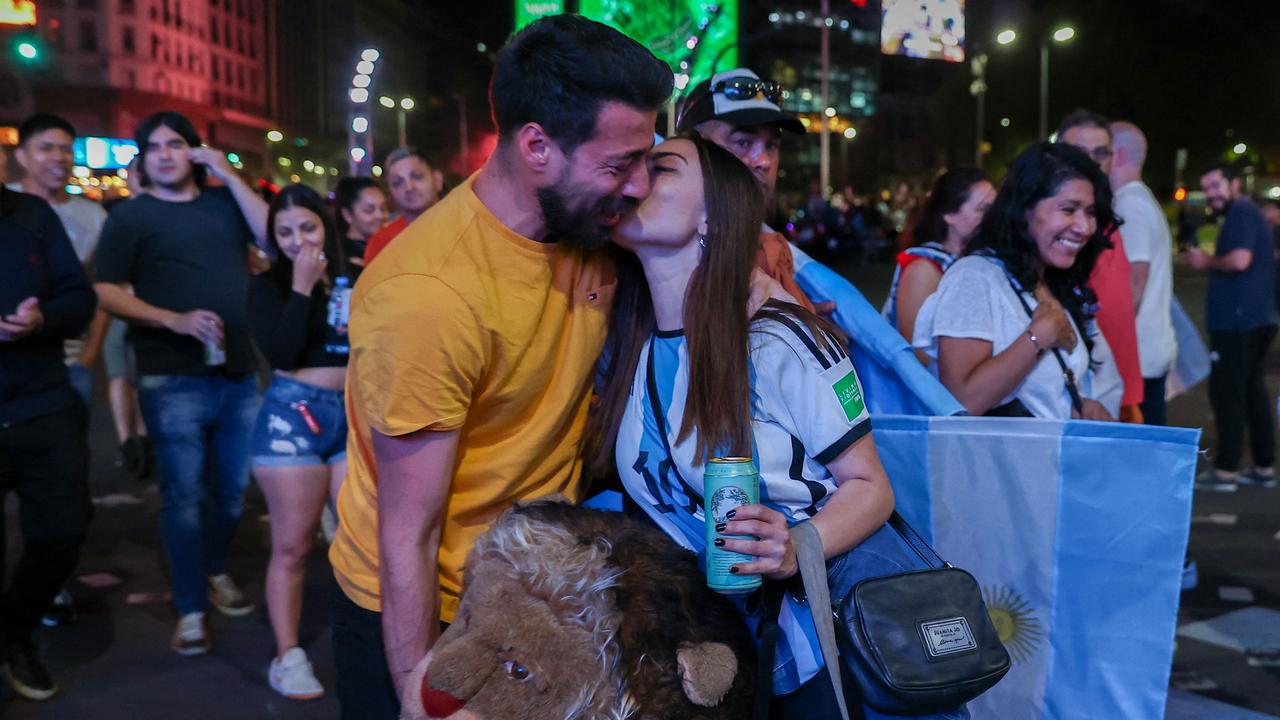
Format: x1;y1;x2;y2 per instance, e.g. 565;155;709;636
712;77;784;104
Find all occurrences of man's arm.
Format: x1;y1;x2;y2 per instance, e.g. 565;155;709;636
375;427;459;697
94;282;222;344
78;309;112;367
1185;247;1251;273
188;146;270;247
1130;261;1150;313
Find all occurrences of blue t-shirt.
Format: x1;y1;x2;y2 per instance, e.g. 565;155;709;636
615;317;872;693
1207;198;1279;332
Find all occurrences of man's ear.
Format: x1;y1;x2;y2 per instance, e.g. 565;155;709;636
515;122;557;176
676;641;738;707
432;169;444;193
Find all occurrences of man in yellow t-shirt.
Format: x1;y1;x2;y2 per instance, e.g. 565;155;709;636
326;15;673;718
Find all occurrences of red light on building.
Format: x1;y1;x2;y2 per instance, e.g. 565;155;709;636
0;0;37;27
1174;187;1187;202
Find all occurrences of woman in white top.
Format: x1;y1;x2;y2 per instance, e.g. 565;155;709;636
914;142;1118;420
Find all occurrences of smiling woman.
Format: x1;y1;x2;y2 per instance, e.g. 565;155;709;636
912;142;1122;421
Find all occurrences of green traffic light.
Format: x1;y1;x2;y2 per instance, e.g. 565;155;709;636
17;41;38;60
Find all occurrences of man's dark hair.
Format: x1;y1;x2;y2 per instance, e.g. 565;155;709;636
490;14;672;155
18;113;77;145
1055;108;1111;141
133;110;207;188
1201;161;1241;182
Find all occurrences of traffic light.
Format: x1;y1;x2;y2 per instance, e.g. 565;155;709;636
12;35;42;63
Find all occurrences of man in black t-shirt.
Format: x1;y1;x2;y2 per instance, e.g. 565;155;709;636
94;111;269;656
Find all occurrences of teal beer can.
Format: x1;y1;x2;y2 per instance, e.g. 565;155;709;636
704;457;762;594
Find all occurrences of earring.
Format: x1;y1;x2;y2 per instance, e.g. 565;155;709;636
697;232;707;248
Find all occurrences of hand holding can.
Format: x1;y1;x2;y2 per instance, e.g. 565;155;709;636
704;457;762;594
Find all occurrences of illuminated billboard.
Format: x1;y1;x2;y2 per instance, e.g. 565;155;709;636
578;1;736;84
514;1;563;30
881;0;965;63
75;137;139;170
0;0;36;26
514;1;737;86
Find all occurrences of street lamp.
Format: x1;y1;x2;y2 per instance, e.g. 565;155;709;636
1039;26;1076;140
377;96;415;148
996;29;1017;45
348;48;380;176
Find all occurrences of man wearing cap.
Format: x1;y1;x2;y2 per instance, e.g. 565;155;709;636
678;68;829;315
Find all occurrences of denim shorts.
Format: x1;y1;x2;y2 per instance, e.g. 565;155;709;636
251;374;347;467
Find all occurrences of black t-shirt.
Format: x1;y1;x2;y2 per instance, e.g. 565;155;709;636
248;274;350;371
95;186;257;375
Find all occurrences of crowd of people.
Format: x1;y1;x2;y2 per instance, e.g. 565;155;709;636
0;11;1273;719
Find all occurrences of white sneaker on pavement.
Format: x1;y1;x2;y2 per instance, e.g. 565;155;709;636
269;647;325;700
172;612;210;656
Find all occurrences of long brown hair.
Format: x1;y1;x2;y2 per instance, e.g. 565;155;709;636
588;134;843;474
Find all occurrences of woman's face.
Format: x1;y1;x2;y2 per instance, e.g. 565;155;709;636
344;186;389;239
1026;178;1097;270
612;139;705;252
944;180;995;245
274;205;326;261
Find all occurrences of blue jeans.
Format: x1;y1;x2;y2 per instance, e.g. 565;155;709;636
137;373;261;615
773;522;970;720
67;362;93;409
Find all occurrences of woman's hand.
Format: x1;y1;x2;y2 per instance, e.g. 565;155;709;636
1028;293;1076;351
291;245;328;295
1073;398;1114;422
716;503;797;580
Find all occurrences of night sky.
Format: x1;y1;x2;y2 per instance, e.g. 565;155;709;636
433;0;1280;192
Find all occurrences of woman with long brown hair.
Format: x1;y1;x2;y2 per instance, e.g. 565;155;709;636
592;134;968;718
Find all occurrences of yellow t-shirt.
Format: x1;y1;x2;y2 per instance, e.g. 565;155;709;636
329;175;615;622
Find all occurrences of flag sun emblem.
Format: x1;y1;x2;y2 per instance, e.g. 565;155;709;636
984;585;1044;664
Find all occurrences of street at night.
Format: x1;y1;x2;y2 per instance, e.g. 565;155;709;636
3;0;1280;718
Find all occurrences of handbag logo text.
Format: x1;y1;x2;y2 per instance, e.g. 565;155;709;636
919;616;978;658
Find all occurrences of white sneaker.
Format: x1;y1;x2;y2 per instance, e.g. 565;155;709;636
207;574;256;617
172;612;210;656
269;647;324;700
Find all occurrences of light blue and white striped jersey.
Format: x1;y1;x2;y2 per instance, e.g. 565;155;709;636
615;315;872;693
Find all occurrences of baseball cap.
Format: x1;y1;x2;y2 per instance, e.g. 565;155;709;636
676;68;806;135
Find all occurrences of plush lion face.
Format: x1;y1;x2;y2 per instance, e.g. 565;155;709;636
404;510;632;720
400;501;752;720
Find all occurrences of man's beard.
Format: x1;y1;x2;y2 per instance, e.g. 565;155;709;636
538;182;637;251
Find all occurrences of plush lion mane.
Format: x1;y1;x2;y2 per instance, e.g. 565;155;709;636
478;500;757;720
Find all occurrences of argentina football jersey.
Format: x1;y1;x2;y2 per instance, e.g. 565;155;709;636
615;315;872;692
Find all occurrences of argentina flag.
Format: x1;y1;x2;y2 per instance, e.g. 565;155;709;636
791;249;1201;717
873;416;1199;718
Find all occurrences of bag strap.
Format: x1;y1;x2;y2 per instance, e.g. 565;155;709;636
887;511;947;569
790;522;851;720
1003;274;1085;415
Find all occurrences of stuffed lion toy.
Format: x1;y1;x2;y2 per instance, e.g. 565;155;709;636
400;499;758;720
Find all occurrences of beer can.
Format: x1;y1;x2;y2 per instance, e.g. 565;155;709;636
204;337;226;366
704;456;762;594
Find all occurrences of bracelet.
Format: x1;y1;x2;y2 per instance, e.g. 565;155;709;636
1026;329;1044;354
